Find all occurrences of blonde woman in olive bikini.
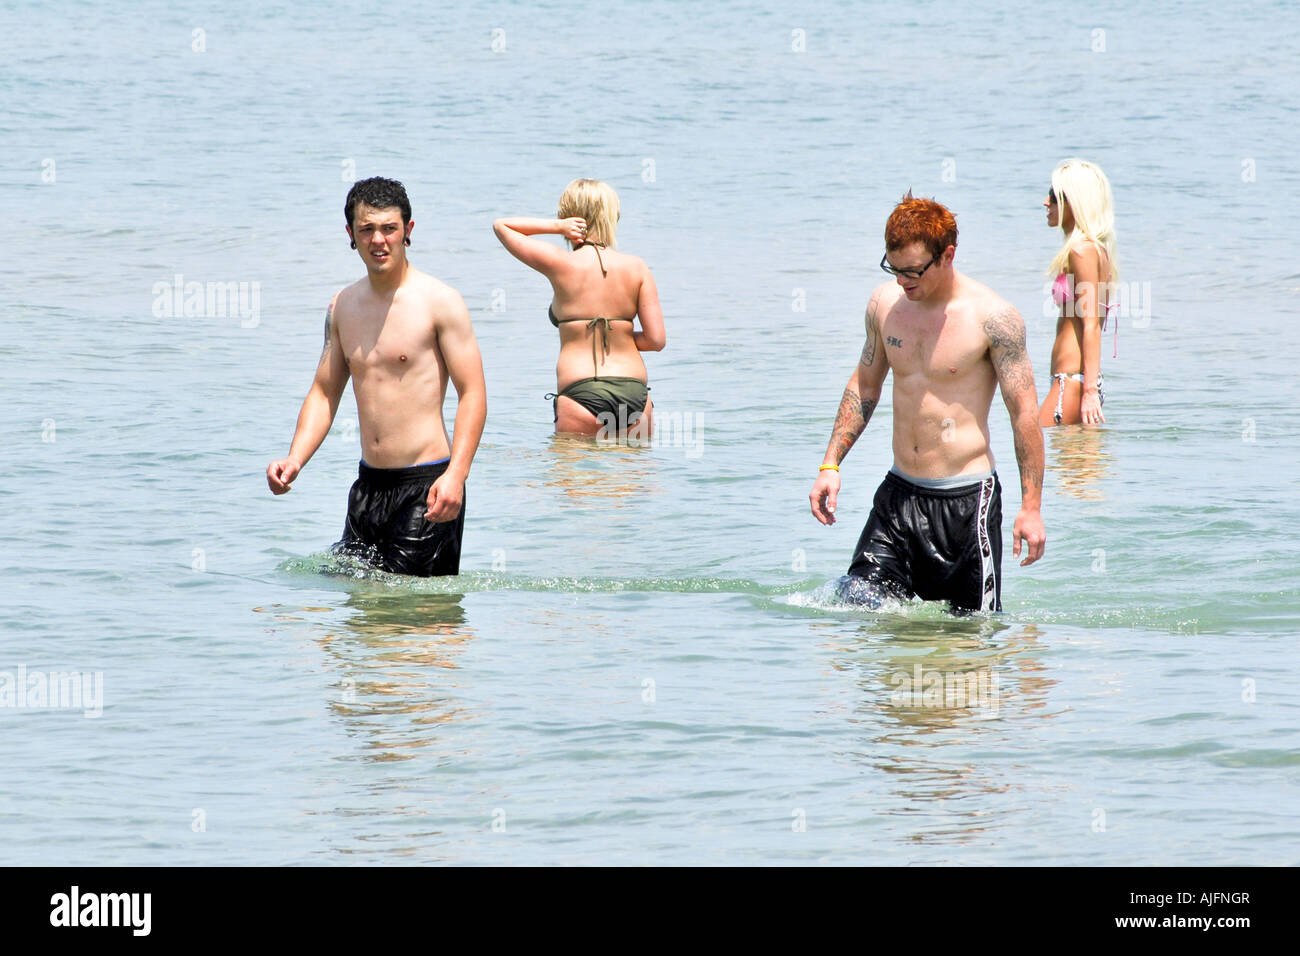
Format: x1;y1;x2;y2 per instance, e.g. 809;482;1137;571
1040;159;1118;427
493;179;665;438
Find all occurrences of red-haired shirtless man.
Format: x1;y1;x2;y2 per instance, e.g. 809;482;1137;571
809;193;1046;612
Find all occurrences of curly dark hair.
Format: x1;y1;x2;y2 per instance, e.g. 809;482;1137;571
345;177;412;228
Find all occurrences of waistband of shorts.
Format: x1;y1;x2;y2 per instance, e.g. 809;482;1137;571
357;457;451;486
886;465;998;496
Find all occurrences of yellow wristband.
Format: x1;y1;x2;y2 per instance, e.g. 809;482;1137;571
819;464;839;472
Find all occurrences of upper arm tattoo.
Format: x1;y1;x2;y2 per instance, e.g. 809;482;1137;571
322;299;348;370
860;292;879;367
321;301;334;355
986;303;1043;494
984;304;1034;396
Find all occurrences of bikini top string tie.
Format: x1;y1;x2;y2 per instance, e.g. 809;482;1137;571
576;240;607;277
585;316;615;370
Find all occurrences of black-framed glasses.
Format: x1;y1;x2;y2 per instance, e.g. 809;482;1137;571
1048;188;1058;205
880;252;939;280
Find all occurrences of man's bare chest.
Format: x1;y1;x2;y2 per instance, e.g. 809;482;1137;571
881;311;988;379
338;308;434;373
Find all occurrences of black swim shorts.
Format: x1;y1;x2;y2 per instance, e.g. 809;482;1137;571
846;468;1002;612
332;459;465;576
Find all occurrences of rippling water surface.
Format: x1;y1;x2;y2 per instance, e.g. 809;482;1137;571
3;0;1299;864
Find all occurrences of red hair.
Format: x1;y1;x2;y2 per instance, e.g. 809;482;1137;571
884;191;958;259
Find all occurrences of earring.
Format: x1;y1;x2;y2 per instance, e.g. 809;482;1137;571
403;237;411;247
350;240;356;249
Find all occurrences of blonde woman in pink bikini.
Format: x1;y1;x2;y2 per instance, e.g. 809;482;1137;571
1040;159;1118;427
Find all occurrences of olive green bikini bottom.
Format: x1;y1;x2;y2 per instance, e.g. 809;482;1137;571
546;376;649;425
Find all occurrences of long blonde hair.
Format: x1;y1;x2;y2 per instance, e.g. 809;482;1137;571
557;179;620;248
1047;159;1118;281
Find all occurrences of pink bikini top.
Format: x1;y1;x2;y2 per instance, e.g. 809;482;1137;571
1051;272;1071;306
1054;273;1119;358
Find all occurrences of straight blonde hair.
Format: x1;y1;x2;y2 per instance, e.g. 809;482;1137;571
557;179;620;248
1047;159;1118;282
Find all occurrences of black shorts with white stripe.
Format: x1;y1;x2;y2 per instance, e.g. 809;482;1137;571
846;469;1002;613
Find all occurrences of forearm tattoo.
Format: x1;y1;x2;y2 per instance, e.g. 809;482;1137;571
828;388;876;464
1011;418;1043;494
861;395;878;424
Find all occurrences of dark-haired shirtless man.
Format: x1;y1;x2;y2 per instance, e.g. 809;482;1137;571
809;194;1045;612
266;177;487;576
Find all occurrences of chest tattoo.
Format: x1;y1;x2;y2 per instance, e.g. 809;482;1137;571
887;336;903;348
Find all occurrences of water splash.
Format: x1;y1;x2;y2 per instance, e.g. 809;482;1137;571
785;574;912;613
277;554;1265;635
280;551;780;595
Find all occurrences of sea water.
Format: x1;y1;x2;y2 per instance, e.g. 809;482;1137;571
2;0;1298;864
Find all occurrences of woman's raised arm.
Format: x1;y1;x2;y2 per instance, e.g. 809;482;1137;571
492;217;587;275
